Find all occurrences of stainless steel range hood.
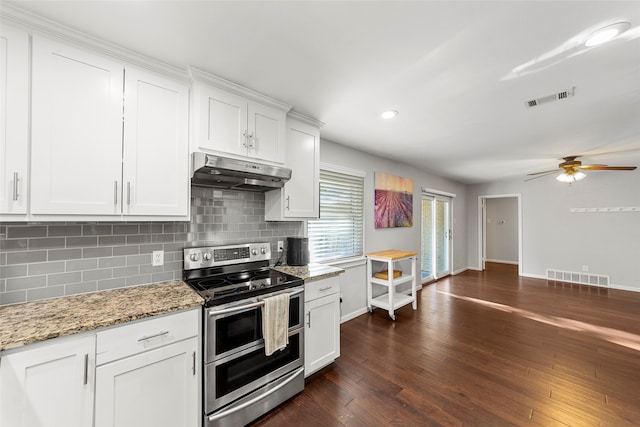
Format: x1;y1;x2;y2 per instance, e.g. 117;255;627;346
191;152;291;192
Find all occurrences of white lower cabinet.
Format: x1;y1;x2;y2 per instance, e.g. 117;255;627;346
95;338;198;427
95;308;199;427
0;334;96;427
304;276;340;377
0;308;200;427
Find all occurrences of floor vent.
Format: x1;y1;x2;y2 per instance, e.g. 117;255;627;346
525;87;575;109
546;269;609;287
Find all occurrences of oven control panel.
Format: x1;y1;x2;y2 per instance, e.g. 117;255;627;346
184;243;271;270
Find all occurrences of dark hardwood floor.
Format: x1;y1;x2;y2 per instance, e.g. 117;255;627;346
253;263;640;426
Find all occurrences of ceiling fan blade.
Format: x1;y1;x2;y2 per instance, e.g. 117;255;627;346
524;171;557;181
527;169;559;176
580;165;637;171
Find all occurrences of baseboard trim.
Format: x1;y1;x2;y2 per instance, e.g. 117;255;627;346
341;307;369;324
485;259;519;265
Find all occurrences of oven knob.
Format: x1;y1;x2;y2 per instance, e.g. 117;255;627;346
260;247;267;254
203;252;212;261
251;248;258;255
190;253;200;262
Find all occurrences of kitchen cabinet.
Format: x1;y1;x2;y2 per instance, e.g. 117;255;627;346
265;112;321;220
95;308;199;427
366;250;418;321
304;276;340;377
0;24;29;217
191;69;290;164
0;334;96;427
30;35;189;219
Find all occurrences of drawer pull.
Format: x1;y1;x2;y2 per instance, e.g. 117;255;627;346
319;286;332;292
137;330;169;342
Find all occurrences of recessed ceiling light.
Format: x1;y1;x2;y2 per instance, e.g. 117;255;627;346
381;110;398;119
584;22;631;47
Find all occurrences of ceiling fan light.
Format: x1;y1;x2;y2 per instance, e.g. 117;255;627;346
584;22;631;47
556;171;586;183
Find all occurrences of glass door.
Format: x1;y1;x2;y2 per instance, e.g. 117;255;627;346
421;194;451;282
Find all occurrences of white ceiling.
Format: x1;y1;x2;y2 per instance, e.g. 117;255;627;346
5;0;640;184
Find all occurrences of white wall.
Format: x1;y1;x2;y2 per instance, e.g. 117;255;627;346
485;197;518;263
320;139;467;321
467;169;640;291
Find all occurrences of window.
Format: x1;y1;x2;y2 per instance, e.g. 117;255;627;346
308;167;364;262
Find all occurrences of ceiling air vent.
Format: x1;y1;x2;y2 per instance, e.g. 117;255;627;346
525;87;575;109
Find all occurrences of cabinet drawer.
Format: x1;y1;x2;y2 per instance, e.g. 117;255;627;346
305;276;340;302
96;308;199;365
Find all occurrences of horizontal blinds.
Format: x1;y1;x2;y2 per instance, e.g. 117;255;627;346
308;169;364;262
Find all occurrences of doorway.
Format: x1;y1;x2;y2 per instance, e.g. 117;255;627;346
478;194;522;274
421;194;452;282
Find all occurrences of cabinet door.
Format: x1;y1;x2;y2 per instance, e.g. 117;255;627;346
283;119;319;218
305;293;340;377
248;101;286;164
122;67;189;217
0;24;29;215
0;335;95;427
195;84;248;157
95;337;198;427
31;35;124;215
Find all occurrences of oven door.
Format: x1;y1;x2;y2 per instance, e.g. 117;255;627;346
205;327;303;414
205;287;303;363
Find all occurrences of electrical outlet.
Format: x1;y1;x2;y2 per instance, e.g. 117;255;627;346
582;265;589;272
152;250;164;266
277;241;284;252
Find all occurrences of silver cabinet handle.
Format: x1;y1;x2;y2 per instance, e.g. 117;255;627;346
114;181;118;205
248;132;255;149
319;286;332;292
12;172;19;201
83;353;89;385
137;330;169;342
127;181;131;205
242;130;247;148
286;196;290;210
306;312;311;328
192;351;196;376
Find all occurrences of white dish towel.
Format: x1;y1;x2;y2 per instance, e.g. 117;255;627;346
260;292;290;356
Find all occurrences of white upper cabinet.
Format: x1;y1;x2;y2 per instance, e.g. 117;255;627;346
30;35;189;220
122;67;189;217
265;112;322;220
191;69;290;164
31;35;124;216
0;24;30;217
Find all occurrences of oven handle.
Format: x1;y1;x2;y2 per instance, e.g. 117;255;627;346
207;366;304;422
207;288;304;317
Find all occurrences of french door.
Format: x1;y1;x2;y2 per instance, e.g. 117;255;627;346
421;194;451;282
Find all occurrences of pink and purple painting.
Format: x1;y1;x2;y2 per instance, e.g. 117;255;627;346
374;172;413;228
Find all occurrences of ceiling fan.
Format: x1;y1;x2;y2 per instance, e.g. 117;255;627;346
526;156;637;182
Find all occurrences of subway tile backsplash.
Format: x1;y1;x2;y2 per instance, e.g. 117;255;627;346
0;188;303;306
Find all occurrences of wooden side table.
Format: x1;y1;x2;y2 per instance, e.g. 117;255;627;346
365;249;418;320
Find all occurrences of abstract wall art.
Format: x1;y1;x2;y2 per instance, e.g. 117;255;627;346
374;172;413;228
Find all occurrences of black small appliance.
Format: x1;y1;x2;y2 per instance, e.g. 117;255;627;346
286;237;309;266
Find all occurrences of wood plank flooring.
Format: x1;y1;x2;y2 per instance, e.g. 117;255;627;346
252;263;640;426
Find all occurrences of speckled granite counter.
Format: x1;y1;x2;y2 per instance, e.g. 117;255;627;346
0;281;203;351
274;263;344;283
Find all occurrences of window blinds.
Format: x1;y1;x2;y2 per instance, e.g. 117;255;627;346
308;169;364;262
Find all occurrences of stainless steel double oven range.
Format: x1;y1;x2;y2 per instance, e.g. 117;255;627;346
183;243;304;427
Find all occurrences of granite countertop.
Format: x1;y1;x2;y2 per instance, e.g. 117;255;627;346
274;263;344;283
0;281;203;351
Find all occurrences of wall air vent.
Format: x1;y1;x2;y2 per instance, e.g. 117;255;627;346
546;268;609;288
525;87;575;109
